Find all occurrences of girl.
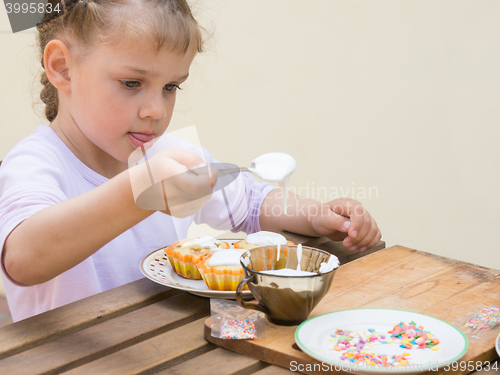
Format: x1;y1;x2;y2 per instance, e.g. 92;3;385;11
0;0;381;322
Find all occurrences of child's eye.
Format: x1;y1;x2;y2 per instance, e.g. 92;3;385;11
121;80;140;89
164;83;182;92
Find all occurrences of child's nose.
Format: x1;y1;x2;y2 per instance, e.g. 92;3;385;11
139;93;168;120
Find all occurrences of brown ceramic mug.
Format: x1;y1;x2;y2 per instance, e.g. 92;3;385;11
235;245;338;326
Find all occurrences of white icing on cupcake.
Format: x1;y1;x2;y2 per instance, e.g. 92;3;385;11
207;249;247;267
181;236;220;249
246;231;287;246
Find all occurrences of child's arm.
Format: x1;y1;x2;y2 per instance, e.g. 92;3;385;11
259;189;381;252
3;149;213;285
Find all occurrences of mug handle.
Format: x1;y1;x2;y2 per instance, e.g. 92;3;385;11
236;276;270;315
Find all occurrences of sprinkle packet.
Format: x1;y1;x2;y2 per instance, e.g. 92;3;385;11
210;299;266;340
455;305;500;340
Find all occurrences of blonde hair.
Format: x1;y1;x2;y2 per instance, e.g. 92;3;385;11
37;0;204;122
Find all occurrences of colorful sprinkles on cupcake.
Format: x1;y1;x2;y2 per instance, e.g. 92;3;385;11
327;322;440;367
220;318;257;339
465;306;500;330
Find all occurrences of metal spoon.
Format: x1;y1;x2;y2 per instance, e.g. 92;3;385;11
217;166;250;177
215;153;296;181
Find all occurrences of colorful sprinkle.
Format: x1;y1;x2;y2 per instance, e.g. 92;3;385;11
389;321;439;349
465;306;500;330
220;318;257;339
327;322;439;368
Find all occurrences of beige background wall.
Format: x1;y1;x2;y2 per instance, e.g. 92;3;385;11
0;1;499;295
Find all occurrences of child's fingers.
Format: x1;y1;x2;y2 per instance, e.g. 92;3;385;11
347;205;368;240
168;168;213;202
358;220;380;249
345;218;380;251
356;226;382;252
156;149;216;199
162;172;214;218
320;199;381;250
164;148;206;170
189;164;219;190
329;198;365;238
313;204;351;236
165;149;220;192
349;213;372;243
363;230;382;251
325;198;382;252
133;150;216;216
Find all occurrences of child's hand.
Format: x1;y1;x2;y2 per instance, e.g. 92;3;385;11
129;148;218;218
311;198;381;252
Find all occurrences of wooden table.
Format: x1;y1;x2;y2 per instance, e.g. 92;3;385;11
0;237;498;374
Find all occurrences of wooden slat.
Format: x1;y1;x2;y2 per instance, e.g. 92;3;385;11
282;230;387;265
0;278;175;359
424;274;500;322
280;231;329;248
155;347;267;375
62;318;212;375
361;263;498;311
251;365;296;374
0;293;210;375
314;240;385;264
204;246;500;375
421;277;500;374
318;246;459;308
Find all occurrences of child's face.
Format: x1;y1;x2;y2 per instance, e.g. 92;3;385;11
67;39;197;169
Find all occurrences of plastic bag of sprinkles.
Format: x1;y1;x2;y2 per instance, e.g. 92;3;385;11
210;299;265;340
454;305;500;340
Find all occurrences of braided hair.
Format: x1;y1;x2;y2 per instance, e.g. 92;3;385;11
37;0;204;122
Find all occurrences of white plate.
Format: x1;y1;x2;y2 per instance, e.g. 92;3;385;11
140;246;252;299
496;333;500;357
295;308;468;374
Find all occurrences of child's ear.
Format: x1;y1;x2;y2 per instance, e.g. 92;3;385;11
44;40;73;92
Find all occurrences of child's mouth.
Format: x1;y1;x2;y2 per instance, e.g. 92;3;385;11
128;132;155;148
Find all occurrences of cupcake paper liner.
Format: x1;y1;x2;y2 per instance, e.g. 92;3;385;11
196;254;247;291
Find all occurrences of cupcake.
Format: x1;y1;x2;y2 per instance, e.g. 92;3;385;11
164;232;293;281
164;236;229;279
196;232;294;291
196;249;248;291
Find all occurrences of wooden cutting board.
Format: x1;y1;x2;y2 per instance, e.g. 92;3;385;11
204;246;500;375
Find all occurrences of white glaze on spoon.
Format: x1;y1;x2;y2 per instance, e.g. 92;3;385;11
249;153;296;214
